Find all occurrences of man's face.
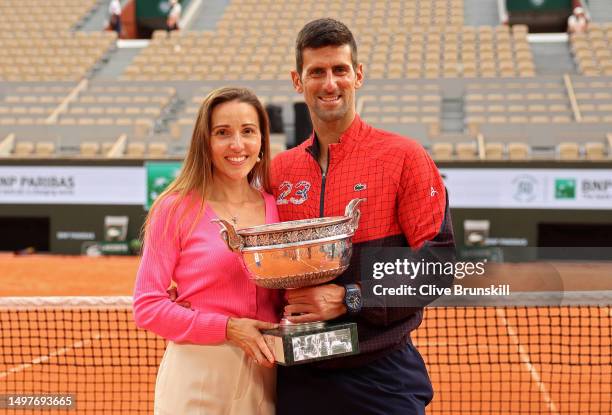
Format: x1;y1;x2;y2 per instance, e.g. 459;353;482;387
291;45;363;125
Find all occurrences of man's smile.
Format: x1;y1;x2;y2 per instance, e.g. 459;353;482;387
319;95;342;104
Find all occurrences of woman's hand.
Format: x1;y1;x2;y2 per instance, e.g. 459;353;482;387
226;318;278;368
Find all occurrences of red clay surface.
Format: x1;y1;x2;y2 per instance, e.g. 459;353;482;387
0;254;140;296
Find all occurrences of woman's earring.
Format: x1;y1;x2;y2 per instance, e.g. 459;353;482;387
256;152;263;162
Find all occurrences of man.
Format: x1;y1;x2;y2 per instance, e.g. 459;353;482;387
108;0;121;37
567;6;588;34
166;0;181;32
270;18;455;414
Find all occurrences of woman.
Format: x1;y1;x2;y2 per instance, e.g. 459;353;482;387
133;87;281;415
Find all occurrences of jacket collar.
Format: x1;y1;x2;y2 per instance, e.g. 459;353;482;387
305;114;368;165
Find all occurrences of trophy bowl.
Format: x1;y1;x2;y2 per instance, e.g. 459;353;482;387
214;199;365;365
213;198;364;289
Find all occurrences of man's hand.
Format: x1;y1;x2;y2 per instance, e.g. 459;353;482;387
283;284;347;323
167;287;191;309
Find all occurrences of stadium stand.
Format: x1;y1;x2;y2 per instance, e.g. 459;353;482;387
463;75;612;158
0;31;117;82
57;83;175;130
359;83;442;139
572;78;612;122
0;0;99;31
570;23;612;76
123;25;534;80
465;79;571;126
0;81;177;158
0;0;610;161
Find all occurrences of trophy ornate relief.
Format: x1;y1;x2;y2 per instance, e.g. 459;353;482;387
213;198;364;365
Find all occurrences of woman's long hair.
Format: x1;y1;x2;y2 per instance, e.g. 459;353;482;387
142;87;272;242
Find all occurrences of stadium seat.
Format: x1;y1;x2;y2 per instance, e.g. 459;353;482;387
456;142;478;160
80;142;100;156
484;142;504;160
14;141;35;156
34;142;56;156
148;143;168;158
557;142;581;160
126;142;146;158
585;142;606;160
431;142;454;160
507;142;530;160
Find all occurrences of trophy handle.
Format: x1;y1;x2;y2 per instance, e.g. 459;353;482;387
211;219;244;252
344;198;365;232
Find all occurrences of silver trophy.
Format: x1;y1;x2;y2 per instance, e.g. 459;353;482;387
213;198;364;365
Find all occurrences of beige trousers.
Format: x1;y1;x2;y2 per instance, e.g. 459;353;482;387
154;342;276;415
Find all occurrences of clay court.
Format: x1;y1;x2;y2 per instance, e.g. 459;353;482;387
1;254;610;414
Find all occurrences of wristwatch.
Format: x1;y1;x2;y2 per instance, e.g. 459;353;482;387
343;284;362;315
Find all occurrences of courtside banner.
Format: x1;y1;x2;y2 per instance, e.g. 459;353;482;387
441;168;612;209
0;166;146;205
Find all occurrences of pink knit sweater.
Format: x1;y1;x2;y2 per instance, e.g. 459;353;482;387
133;192;282;344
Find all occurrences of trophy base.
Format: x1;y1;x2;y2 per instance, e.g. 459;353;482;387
263;322;358;366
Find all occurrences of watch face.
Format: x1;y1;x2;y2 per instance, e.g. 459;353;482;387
347;292;361;311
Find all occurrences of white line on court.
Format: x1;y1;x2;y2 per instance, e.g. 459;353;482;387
0;333;101;380
496;309;560;415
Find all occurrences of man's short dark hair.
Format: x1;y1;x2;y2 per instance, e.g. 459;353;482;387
295;18;358;75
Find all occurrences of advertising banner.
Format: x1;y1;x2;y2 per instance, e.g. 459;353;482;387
0;167;145;205
440;168;612;210
1;166;609;210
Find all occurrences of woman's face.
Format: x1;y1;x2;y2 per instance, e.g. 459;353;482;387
209;100;262;183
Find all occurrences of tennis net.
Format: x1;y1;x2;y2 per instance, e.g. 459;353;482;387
0;294;610;414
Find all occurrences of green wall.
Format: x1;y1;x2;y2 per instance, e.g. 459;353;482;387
506;0;572;12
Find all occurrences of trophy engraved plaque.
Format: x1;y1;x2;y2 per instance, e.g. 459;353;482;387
213;198;364;365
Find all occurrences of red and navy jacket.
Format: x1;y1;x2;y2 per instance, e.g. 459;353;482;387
270;114;455;367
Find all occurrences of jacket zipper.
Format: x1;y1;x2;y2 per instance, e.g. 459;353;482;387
319;157;329;217
305;137;331;218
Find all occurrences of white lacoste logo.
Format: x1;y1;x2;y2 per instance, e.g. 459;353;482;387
430;187;438;197
354;183;367;191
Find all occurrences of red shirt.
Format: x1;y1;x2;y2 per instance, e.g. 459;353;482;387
271;114;454;367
